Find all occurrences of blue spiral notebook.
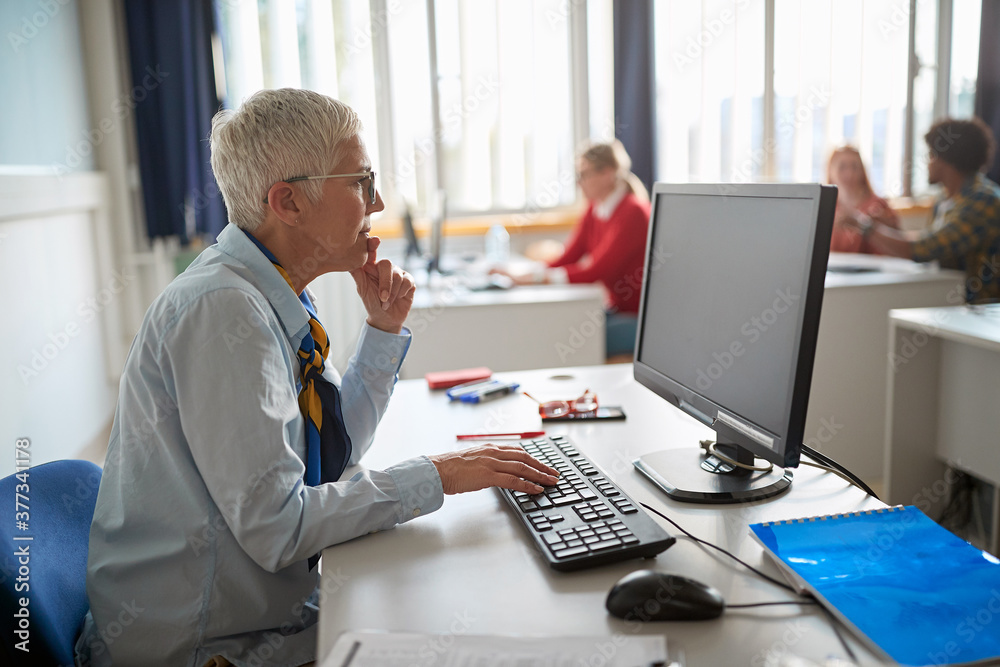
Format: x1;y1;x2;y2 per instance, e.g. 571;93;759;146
750;505;1000;666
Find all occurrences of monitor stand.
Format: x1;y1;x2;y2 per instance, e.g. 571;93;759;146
633;443;792;504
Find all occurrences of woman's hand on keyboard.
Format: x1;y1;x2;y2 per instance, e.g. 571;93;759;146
430;445;559;495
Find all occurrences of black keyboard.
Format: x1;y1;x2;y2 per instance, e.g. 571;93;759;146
499;435;676;571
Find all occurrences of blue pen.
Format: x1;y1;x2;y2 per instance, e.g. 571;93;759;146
459;382;520;403
447;379;501;401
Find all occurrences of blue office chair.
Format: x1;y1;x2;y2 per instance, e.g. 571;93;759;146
0;460;102;666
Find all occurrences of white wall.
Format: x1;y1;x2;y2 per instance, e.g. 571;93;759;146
0;1;151;477
0;173;122;478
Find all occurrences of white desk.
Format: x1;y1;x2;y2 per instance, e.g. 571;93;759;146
399;279;606;379
318;364;886;666
886;305;1000;553
806;253;964;483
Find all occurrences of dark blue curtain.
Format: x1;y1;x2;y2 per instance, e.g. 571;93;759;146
613;0;656;192
976;0;1000;184
124;0;225;243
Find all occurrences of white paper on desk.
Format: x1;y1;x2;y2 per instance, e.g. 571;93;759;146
748;529;811;595
322;630;667;667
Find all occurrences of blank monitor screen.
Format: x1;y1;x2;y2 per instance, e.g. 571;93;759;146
638;192;814;439
633;183;834;503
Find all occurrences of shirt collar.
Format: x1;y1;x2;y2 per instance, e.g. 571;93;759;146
958;173;984;199
214;223;311;341
594;181;629;220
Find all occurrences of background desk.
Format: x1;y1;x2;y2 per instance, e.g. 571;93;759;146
806;253;964;484
399;280;606;379
318;364;886;666
886;305;1000;554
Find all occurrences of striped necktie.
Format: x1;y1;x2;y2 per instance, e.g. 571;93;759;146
244;232;354;487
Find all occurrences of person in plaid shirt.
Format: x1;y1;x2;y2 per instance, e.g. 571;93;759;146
845;117;1000;304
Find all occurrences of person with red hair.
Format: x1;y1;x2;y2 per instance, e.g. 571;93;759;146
826;146;901;254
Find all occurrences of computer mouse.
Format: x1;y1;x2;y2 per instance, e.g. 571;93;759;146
605;570;725;621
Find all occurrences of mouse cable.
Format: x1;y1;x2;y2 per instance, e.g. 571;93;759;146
797;460;864;492
640;501;860;663
726;600;818;608
800;444;880;500
639;502;798;594
817;601;859;663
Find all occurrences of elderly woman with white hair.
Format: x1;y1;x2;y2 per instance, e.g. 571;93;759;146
75;88;557;667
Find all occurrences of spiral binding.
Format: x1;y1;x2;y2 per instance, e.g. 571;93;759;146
758;504;906;527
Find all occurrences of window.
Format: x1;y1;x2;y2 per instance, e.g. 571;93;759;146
771;0;910;195
654;0;766;184
949;0;981;120
652;0;981;198
214;0;597;220
215;0;382;186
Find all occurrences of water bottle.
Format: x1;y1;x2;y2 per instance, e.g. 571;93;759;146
484;224;510;265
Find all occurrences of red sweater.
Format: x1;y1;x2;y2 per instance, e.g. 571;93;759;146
549;192;651;314
829;193;900;255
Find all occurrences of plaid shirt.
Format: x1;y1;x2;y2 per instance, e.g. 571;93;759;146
912;173;1000;303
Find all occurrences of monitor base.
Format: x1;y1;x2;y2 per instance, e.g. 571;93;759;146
633;448;792;504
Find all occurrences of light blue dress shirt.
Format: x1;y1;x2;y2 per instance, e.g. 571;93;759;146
75;223;444;667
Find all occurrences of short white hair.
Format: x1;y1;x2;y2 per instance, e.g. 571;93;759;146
210;88;363;231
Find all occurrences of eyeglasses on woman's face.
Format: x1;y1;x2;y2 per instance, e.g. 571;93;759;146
263;170;376;204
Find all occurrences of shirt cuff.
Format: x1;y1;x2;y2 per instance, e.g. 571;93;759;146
384;455;444;522
546;267;569;285
354;323;412;375
911;237;938;263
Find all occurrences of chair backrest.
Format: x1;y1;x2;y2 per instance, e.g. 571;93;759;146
0;460;102;666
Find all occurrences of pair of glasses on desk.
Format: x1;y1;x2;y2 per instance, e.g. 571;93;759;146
523;389;598;418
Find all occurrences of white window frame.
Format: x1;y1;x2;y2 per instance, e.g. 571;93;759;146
667;0;970;196
367;0;592;218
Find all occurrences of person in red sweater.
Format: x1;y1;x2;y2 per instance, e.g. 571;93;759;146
497;140;650;359
827;146;901;254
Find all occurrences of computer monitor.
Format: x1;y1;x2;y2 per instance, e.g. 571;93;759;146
427;189;447;274
632;183;836;504
401;202;423;262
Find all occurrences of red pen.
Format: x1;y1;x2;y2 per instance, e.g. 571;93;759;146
455;431;546;441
